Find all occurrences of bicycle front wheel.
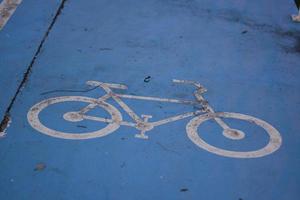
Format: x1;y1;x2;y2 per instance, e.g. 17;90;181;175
186;112;282;158
27;96;122;140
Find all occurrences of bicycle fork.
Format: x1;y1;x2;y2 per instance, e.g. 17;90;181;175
194;90;245;140
173;79;245;140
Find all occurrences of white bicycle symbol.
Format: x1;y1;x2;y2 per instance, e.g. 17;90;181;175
27;79;282;158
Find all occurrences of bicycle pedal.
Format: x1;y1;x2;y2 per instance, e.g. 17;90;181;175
135;134;149;140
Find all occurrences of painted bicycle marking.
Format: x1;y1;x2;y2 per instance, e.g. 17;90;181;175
27;79;282;158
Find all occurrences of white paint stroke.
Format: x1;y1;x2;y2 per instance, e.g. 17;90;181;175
0;0;23;30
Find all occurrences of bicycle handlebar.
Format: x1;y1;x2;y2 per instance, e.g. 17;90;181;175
173;79;193;84
172;79;206;90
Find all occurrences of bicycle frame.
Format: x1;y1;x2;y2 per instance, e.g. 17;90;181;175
77;80;231;139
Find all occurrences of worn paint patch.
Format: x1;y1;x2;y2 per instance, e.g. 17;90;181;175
34;163;46;171
0;0;23;30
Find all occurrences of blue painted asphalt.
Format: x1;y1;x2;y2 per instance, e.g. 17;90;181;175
0;0;300;199
0;0;61;118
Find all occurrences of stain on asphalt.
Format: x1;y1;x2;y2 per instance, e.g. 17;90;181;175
217;11;300;54
156;142;180;155
77;125;87;128
158;0;300;54
293;38;300;53
34;163;46;172
50;167;68;177
174;93;188;98
282;36;300;54
180;188;189;192
120;162;126;168
99;48;113;51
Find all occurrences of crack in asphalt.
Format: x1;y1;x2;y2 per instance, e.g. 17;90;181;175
0;0;68;134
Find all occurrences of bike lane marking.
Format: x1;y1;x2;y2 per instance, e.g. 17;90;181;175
26;82;282;158
0;0;23;30
0;0;299;199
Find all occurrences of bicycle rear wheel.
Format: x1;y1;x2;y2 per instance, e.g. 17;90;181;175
27;96;122;139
